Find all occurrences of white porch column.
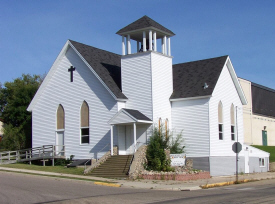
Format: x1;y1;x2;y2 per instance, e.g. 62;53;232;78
143;31;146;52
161;38;164;54
167;37;171;56
149;30;152;51
153;31;157;51
137;41;139;52
122;36;125;55
164;35;167;55
133;122;137;153
127;34;131;54
111;125;114;155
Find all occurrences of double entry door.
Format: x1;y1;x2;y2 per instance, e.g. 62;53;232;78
118;125;134;155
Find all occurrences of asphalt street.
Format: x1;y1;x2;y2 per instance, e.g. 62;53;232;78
0;171;275;204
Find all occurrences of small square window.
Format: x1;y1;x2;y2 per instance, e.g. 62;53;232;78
81;128;89;144
219;124;223;140
259;158;265;167
231;126;235;140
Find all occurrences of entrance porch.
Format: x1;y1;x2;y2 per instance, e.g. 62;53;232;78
109;108;153;155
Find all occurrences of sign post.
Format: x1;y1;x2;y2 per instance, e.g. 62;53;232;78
232;142;242;183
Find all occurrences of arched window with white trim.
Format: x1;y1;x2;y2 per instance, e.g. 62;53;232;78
56;104;65;155
80;101;89;144
218;101;223;140
56;104;65;130
230;104;235;140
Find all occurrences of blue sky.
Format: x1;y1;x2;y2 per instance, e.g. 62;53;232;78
1;0;275;89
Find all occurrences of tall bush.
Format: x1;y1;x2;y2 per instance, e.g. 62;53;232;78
145;124;184;171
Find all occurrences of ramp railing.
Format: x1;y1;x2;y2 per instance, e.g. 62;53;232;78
0;145;65;165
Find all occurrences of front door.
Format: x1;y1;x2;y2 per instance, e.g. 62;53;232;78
56;131;64;156
125;126;134;154
118;126;126;155
262;130;267;146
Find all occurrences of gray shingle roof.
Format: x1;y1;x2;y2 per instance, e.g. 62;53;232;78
251;82;275;118
116;15;175;36
171;56;228;99
69;40;127;100
123;109;152;121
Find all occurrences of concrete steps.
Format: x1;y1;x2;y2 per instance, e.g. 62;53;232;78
90;155;133;178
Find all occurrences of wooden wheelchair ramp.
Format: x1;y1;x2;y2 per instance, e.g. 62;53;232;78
0;145;65;165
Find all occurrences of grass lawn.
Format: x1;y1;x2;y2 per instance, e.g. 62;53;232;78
0;163;85;175
252;145;275;162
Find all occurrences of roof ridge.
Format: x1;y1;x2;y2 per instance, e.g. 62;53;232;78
252;82;275;93
173;55;228;66
116;15;175;35
69;39;121;57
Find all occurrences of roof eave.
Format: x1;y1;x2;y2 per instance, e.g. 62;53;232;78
117;26;175;37
27;40;71;112
69;41;128;101
225;57;248;105
170;95;212;102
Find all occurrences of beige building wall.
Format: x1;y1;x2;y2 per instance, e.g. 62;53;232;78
239;78;253;144
239;78;275;146
252;115;275;145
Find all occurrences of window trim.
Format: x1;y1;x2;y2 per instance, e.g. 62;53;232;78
231;125;235;141
218;101;223;140
230;104;235;141
80;127;90;144
219;123;223;140
259;158;265;167
80;101;90;145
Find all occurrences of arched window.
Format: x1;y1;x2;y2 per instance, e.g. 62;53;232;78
218;101;223;140
56;104;65;130
231;104;235;140
80;101;89;144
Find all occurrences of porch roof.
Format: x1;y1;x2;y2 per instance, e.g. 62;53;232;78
108;108;152;125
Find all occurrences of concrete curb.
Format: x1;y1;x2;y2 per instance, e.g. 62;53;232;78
94;182;121;187
201;179;250;188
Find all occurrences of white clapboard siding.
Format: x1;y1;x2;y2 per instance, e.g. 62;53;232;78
209;64;244;157
121;52;153;119
32;47;118;159
117;101;126;111
171;98;210;157
151;52;172;124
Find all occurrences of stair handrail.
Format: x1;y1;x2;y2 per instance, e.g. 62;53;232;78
84;158;93;171
97;143;110;159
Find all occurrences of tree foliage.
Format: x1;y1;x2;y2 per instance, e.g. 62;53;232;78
0;74;42;150
145;124;184;171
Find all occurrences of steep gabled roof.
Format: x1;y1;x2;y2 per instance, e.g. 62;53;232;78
116;15;175;36
69;40;127;100
251;82;275;118
171;56;228;99
27;40;127;111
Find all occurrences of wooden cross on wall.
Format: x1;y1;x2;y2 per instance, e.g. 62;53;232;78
68;66;76;82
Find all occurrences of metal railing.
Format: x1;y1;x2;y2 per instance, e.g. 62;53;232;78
97;143;110;159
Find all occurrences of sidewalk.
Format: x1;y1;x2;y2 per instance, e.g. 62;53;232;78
0;166;274;191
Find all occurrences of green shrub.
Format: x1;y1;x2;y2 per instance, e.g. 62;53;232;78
145;124;184;171
169;131;185;154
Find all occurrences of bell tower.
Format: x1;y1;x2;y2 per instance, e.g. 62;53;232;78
116;16;175;123
116;15;175;56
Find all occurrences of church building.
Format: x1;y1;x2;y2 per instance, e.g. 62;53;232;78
27;16;269;176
